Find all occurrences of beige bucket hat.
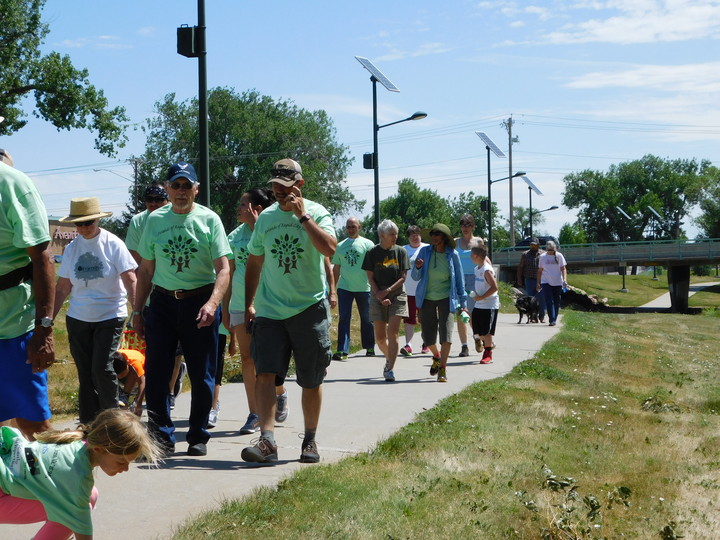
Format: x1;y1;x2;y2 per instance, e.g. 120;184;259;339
59;197;113;223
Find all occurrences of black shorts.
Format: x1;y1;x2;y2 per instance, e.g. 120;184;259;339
471;308;498;337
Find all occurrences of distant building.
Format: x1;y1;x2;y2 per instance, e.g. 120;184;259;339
48;216;79;259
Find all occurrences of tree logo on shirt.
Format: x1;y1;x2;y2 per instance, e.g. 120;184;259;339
75;252;105;285
235;247;248;266
344;248;361;267
270;234;304;274
162;235;198;273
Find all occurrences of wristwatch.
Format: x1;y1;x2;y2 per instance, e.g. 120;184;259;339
35;317;54;328
299;213;311;224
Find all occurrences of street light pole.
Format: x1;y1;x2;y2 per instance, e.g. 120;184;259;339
487;170;526;260
530;205;559;239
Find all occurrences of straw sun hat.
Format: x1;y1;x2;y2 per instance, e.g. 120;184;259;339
59;197;112;223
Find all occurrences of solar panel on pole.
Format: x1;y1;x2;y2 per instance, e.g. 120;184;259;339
522;176;542;196
616;206;632;220
475;131;506;158
648;206;663;220
354;56;400;92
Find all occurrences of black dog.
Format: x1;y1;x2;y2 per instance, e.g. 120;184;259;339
515;295;540;324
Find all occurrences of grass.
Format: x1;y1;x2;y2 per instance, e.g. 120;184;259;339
172;310;720;539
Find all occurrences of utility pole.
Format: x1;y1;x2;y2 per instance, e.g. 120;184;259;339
502;116;518;245
130;158;140;212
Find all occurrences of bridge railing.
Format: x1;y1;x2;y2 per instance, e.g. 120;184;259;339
493;238;720;267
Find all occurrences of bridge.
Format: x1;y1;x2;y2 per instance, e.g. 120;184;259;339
493;238;720;312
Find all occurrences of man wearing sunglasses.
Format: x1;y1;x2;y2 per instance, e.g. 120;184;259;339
242;158;337;465
133;162;231;457
126;183;169;264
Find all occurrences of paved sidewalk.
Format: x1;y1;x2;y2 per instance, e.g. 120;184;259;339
3;313;560;540
641;281;719;308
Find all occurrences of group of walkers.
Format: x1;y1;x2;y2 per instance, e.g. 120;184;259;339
0;149;567;538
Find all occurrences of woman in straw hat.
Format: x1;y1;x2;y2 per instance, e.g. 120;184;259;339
53;197;139;423
411;223;467;382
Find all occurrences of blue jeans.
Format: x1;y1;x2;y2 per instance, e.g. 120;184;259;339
541;284;563;324
524;277;547;321
144;289;218;448
336;289;375;354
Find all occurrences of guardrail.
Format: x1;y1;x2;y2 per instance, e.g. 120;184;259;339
493;238;720;267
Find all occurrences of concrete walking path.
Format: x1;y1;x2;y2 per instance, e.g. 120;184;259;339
640;281;719;308
3;313;561;540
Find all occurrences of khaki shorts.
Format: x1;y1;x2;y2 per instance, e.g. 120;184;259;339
369;292;409;322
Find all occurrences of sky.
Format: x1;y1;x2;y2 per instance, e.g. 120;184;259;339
4;0;720;239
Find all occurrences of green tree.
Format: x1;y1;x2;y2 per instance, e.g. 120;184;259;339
558;222;587;245
695;166;720;238
562;155;712;243
361;179;452;243
447;191;505;246
0;0;128;155
507;206;547;240
134;88;359;230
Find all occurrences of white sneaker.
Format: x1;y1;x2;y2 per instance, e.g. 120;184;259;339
383;364;395;382
275;391;289;423
208;406;219;429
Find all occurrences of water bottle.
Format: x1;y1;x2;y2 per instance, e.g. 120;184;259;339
562;282;567;293
459;309;470;324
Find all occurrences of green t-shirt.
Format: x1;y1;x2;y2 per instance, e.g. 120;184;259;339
125;209;150;252
361;244;410;292
426;249;451;301
226;223;252;312
247;200;335;320
0;427;94;535
0;163;51;339
137;203;231;290
331;236;375;292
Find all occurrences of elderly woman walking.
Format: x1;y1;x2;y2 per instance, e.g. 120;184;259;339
362;219;409;382
536;240;568;327
53;197;138;423
412;223;467;382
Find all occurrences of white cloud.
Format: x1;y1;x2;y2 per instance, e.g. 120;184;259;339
545;0;720;44
136;26;156;37
55;35;132;50
567;62;720;94
375;41;451;62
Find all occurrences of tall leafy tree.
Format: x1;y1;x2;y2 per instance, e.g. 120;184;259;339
695;166;720;239
563;154;712;243
558;222;587;245
507;206;547;240
0;0;128;155
134;88;359;230
448;191;506;246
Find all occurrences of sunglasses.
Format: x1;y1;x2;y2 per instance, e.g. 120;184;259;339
271;168;296;179
430;231;443;236
75;219;96;227
145;196;166;203
169;181;194;190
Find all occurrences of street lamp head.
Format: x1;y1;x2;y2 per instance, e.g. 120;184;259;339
513;170;526;178
549;205;559;210
409;111;427;121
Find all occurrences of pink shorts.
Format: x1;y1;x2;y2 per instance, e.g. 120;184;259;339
403;295;419;325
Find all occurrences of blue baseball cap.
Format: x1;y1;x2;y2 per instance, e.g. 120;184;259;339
167;162;198;183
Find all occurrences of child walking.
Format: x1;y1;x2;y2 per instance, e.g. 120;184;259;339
470;243;499;364
0;408;160;540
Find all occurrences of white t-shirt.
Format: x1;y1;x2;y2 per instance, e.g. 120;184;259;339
403;243;427;296
58;229;137;321
473;261;500;309
538;251;567;286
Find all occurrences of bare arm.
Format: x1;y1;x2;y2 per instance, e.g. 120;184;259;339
221;259;235;331
477;269;498;301
517;254;525;284
244;253;264;332
535;266;544;291
325;256;337;309
52;277;73;319
133;374;146;417
120;270;137;313
27;242;55;373
129;249;142;265
132;258;156;339
197;255;230;328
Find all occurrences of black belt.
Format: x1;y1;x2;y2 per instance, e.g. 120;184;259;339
154;283;214;300
0;262;33;291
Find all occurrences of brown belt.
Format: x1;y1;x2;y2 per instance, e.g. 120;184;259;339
154;283;214;300
0;262;33;291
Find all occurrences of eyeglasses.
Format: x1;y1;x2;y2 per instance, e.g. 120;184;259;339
271;168;295;179
170;181;194;191
75;219;95;227
145;196;166;203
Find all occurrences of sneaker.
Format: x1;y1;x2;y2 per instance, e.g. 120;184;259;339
187;442;207;456
383;364;395;382
275;391;289;423
366;348;375;357
473;334;483;353
173;362;187;397
400;344;413;357
300;439;320;463
169;394;176;410
480;348;492;364
207;407;219;429
239;413;260;435
458;344;470;357
429;356;441;376
241;436;278;463
437;367;447;382
332;352;347;361
421;344;430;354
118;390;130;408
